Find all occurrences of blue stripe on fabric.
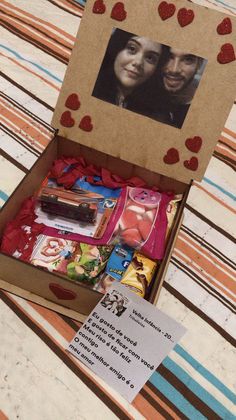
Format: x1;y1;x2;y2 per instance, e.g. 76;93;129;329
150;371;206;419
175;345;236;404
213;0;236;11
163;357;235;419
0;45;63;83
203;177;236;201
0;190;9;202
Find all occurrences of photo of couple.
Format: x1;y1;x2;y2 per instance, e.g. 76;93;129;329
92;28;207;129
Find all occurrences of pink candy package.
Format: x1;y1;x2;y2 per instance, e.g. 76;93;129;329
111;187;173;260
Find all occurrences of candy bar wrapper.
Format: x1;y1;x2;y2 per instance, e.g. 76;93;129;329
165;195;182;241
94;273;117;294
67;243;113;284
105;245;134;281
121;251;157;298
30;235;76;274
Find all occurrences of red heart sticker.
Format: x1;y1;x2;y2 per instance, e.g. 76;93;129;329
79;115;93;132
60;111;75;128
111;2;127;21
93;0;106;14
65;93;80;110
217;43;235;64
177;8;194;27
184;157;198;171
158;1;176;20
217;17;232;35
49;283;77;300
185;136;202;153
163;148;180;164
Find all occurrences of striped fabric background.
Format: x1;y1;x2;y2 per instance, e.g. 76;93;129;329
0;0;235;419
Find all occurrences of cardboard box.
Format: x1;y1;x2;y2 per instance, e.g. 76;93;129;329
1;0;236;321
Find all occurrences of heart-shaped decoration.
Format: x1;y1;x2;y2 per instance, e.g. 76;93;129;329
93;0;106;14
111;2;127;21
49;283;77;300
65;93;80;110
184;157;198;171
185;136;202;153
177;8;194;27
217;17;232;35
163;148;180;164
79;115;93;132
158;1;176;20
217;43;235;64
60;111;75;128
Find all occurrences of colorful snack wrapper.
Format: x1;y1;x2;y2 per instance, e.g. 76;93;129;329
105;245;134;281
67;243;113;284
95;273;117;294
165;195;182;241
121;251;157;297
30;235;76;274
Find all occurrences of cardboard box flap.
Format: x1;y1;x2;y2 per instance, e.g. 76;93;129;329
52;0;236;184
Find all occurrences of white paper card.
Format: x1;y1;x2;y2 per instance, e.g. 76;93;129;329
67;283;186;402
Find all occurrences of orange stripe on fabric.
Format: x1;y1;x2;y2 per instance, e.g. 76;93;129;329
54;0;83;15
215;144;236;160
4;293;133;420
0;13;71;61
0;410;9;420
133;394;166;420
0;52;60;92
179;231;236;281
1;105;49;150
1;0;76;41
0;97;53;142
143;384;181;419
173;247;236;303
176;236;236;295
223;127;236;139
0;114;43;152
28;301;77;342
219;134;236;149
193;182;236;214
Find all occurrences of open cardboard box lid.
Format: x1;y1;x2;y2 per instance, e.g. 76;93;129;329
52;0;236;184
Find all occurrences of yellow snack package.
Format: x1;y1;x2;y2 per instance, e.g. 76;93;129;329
121;251;157;298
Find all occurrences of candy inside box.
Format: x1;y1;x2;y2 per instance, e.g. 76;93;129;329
0;135;190;322
1;0;236;321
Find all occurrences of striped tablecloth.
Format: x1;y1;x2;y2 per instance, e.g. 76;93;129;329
0;1;235;419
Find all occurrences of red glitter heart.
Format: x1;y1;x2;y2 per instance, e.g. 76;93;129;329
217;43;235;64
217;18;232;35
177;8;194;27
185;136;202;153
184;157;198;171
163;148;180;164
49;283;77;300
79;115;93;132
158;1;176;20
65;93;80;111
93;0;106;14
111;2;127;21
60;111;75;128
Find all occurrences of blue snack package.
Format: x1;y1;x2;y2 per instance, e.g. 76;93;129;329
105;245;134;281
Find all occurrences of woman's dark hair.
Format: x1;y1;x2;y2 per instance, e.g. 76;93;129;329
92;28;162;118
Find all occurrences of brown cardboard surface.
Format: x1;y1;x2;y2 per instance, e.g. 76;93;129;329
52;0;236;184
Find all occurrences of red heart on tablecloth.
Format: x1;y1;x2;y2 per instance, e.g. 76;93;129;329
185;136;202;153
60;111;75;128
177;8;194;27
163;148;180;164
65;93;80;110
49;283;77;300
79;115;93;132
93;0;106;14
184;157;198;171
158;1;176;20
217;43;235;64
111;2;127;21
217;17;232;35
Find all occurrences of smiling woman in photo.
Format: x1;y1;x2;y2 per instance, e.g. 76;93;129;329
92;29;163;119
